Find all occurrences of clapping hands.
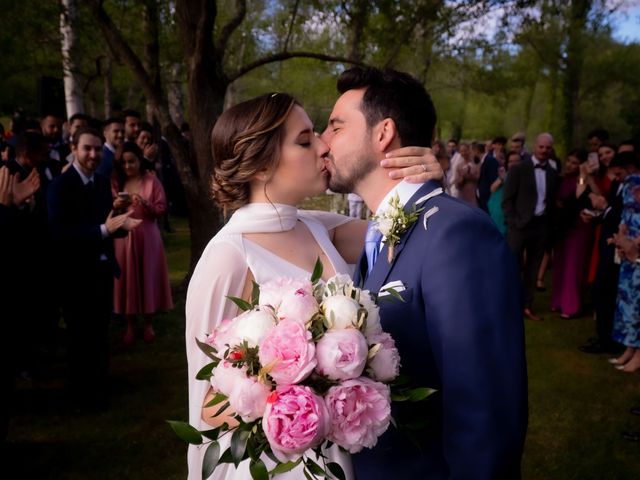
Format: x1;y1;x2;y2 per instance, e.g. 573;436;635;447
105;210;142;234
0;166;41;207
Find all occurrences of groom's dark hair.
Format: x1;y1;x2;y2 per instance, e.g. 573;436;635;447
337;66;436;148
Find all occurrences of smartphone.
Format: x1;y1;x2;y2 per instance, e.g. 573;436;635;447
582;208;598;217
117;192;131;201
587;152;599;170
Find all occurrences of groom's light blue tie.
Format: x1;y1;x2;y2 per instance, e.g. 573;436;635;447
365;222;383;273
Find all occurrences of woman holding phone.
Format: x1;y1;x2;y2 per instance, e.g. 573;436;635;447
113;142;173;345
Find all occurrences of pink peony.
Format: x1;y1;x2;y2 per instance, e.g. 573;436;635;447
315;329;368;380
325;377;392;453
258;319;317;385
259;278;314;311
207;318;234;353
229;376;271;422
366;332;401;382
210;361;271;422
262;385;330;462
276;287;319;325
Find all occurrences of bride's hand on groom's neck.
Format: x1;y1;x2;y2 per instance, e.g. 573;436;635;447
381;146;444;183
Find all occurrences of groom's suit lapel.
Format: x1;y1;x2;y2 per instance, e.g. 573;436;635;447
365;180;442;295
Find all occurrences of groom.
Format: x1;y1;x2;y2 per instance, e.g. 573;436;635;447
321;67;528;479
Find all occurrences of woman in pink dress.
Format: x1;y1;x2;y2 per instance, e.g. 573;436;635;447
113;142;173;345
454;142;480;206
550;149;595;318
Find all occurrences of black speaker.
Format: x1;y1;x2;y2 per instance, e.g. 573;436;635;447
37;76;66;118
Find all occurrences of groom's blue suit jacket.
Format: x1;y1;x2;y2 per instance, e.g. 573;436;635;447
353;180;528;480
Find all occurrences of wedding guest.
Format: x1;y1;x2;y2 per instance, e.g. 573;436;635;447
64;113;90;165
454;142;480;206
587;128;610;153
488;150;520;235
136;122;160;174
503;132;559;321
609;153;640;372
510;132;531;162
478;136;506;212
113;142;173;346
586;142;617;284
347;193;365;218
432;140;451;193
122;109;141;142
47;127;140;409
98;117;125;178
550;149;594;318
579;152;634;354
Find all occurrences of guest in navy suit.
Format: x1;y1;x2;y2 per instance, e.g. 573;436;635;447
97;117;125;178
48;127;140;409
321;67;527;480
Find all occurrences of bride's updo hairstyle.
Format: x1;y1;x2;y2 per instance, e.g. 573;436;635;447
211;92;298;211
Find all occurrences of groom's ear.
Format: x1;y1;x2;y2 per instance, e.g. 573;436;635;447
372;118;398;153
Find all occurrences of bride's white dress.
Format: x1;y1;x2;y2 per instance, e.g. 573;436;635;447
186;203;355;480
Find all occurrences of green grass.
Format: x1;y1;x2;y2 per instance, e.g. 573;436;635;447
5;213;640;479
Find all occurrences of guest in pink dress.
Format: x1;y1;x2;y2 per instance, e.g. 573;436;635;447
551;149;595;318
112;142;173;345
454;143;480;206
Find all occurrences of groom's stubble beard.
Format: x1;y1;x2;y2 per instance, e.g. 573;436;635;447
327;150;376;194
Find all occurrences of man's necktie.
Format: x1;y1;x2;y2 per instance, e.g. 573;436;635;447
534;164;546;170
365;221;383;274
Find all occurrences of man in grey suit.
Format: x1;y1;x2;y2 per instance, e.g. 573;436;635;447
502;132;559;321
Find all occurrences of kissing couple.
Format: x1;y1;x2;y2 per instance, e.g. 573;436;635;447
186;66;528;479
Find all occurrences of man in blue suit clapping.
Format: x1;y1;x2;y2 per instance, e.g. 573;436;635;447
321;67;528;479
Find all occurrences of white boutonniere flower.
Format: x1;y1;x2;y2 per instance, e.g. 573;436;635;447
372;193;423;262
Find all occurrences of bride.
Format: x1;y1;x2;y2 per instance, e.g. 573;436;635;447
185;92;442;479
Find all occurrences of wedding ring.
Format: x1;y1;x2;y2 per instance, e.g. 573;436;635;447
421;164;428;172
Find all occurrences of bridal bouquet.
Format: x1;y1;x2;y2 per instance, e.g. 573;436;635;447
170;261;434;480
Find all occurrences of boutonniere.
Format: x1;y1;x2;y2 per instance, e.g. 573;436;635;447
372;193;423;262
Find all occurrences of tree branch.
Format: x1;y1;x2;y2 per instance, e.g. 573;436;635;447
283;0;301;52
215;0;246;56
229;51;365;83
89;0;167;122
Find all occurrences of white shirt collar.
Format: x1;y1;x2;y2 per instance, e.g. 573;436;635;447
73;162;94;185
375;180;423;216
532;155;546;167
104;142;116;153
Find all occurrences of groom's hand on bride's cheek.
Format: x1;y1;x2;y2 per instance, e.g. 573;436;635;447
381;146;444;183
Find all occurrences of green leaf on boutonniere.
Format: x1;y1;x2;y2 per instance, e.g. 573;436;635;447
227;295;253;312
166;420;202;444
249;458;269;480
219;447;233;464
212;401;230;418
202;440;220;478
311;257;323;284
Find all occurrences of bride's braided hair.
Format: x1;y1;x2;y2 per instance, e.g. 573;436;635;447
211;93;297;212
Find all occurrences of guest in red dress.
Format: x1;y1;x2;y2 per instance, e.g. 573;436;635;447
112;142;173;345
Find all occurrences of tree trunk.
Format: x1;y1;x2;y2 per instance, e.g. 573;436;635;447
348;0;369;62
143;0;161;124
168;63;185;126
103;55;113;118
60;0;84;117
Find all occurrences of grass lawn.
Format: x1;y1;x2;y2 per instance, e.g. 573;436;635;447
5;211;640;479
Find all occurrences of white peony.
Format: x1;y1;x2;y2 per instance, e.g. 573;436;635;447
322;295;361;330
228;307;277;347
